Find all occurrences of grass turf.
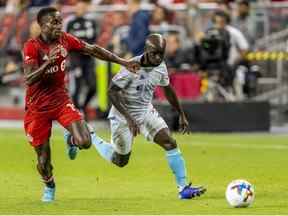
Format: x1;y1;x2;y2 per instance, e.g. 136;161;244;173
0;128;287;214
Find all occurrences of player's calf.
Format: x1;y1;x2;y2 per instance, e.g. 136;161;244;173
73;134;91;149
111;152;131;167
154;129;177;151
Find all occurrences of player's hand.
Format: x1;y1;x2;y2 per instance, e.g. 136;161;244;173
123;59;140;73
127;117;140;137
47;46;60;64
179;113;189;134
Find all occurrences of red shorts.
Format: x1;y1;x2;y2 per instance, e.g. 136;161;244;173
24;101;83;147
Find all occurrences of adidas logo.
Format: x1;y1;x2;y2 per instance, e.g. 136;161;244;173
43;55;49;61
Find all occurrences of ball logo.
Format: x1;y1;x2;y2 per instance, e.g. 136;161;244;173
226;179;255;208
231;183;253;202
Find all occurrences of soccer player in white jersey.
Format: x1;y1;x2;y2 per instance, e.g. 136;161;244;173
68;34;206;199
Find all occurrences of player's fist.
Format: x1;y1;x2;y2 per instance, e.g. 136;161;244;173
123;59;140;73
47;45;61;64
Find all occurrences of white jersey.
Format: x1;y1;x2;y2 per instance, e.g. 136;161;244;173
108;55;169;123
226;25;249;65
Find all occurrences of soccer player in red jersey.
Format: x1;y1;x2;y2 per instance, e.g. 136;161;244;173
22;7;139;202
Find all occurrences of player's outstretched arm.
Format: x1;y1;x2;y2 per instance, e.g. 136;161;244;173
108;83;140;136
24;46;60;86
163;84;189;134
80;43;140;73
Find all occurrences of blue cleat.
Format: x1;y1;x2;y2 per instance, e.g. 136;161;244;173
41;186;55;202
64;130;78;160
179;183;206;199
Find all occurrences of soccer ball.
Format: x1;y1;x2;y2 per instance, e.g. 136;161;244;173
225;179;255;208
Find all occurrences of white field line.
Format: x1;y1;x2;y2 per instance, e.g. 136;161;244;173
188;142;288;150
1;215;286;216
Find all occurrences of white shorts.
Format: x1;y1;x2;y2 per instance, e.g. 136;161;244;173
109;107;168;155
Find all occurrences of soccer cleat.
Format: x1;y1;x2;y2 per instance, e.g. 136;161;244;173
179;183;206;199
41;186;55;202
64;130;78;160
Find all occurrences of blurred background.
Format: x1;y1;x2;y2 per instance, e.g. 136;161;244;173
0;0;287;132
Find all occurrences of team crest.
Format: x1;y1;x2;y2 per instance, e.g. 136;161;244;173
60;45;68;58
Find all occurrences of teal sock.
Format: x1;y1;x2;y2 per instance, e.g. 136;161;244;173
91;133;114;162
166;148;187;189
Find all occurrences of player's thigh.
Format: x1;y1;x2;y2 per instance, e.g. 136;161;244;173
56;102;83;128
24;111;52;147
110;117;133;155
140;108;169;142
57;102;90;144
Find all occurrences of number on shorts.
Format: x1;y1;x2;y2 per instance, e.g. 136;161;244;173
66;103;76;111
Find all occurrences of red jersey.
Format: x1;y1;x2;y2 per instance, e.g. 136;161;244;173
23;32;85;112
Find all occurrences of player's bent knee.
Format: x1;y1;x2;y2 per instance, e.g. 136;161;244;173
80;141;91;149
112;152;131;168
75;135;91;149
162;137;177;151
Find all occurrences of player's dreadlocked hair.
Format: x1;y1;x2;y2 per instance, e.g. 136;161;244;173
37;7;58;25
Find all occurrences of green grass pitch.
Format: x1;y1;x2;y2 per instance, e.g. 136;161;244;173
0;128;288;214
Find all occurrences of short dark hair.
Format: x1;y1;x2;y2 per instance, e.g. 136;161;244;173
237;0;249;7
78;0;92;3
213;10;231;24
37;7;58;25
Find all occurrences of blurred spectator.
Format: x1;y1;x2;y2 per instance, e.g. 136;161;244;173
212;10;251;100
56;0;77;5
185;27;235;101
97;1;127;48
29;0;52;6
185;2;204;42
216;0;231;14
94;0;126;3
64;0;98;112
122;0;150;56
0;0;5;6
5;0;20;14
165;33;186;69
0;0;30;54
212;10;249;66
29;20;41;38
153;0;185;4
150;4;171;25
204;0;232;31
232;0;256;48
150;4;177;36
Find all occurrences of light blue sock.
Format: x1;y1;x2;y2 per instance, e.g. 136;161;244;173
91;132;114;162
166;148;187;189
